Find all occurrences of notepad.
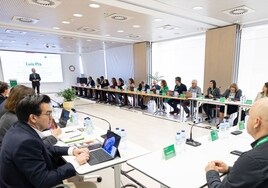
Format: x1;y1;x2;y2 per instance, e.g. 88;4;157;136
60;131;84;143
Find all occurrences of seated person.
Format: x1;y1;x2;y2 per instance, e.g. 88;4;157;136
115;78;126;105
156;80;169;110
255;82;268;101
205;98;268;187
100;79;109;102
138;81;150;110
151;80;161;93
0;85;61;149
0;82;9;105
94;78;101;100
0;94;91;188
181;79;202;118
87;76;95;98
108;77;117;104
202;80;221;122
218;83;242;124
167;77;187;115
127;78;135;91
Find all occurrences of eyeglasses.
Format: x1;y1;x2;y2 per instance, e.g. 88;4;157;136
40;111;53;117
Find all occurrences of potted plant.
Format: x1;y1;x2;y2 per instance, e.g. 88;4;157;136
57;88;77;110
149;72;164;83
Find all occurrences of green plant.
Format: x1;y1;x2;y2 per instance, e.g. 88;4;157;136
57;88;77;102
149;72;164;82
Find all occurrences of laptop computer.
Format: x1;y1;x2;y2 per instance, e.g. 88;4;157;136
88;130;121;166
53;109;70;128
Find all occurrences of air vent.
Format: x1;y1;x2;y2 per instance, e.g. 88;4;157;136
12;16;39;24
158;24;180;30
5;29;27;35
26;0;63;8
222;5;255;16
106;13;133;22
126;34;140;39
77;27;99;33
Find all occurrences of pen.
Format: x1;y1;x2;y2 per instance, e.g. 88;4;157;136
65;131;75;133
69;134;82;139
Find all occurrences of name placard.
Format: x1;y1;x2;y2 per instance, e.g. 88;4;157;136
210;130;219;141
163;144;176;160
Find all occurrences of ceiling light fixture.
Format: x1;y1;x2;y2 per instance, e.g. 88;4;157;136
89;3;100;8
193;6;203;10
73;13;83;17
133;25;140;28
52;27;60;30
154;18;162;22
62;21;70;24
117;30;124;33
86;39;92;42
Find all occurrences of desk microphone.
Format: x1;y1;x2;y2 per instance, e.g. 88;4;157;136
186;123;201;147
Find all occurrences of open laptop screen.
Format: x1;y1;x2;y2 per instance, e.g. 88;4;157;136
102;131;121;158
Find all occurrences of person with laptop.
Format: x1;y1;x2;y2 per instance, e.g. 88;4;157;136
0;94;94;188
0;85;61;149
205;98;268;187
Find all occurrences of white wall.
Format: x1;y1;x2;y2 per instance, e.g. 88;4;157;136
82;50;106;80
0;54;81;93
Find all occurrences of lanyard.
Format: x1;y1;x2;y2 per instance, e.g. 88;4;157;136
254;136;268;148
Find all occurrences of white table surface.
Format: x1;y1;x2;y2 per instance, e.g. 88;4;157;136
127;129;253;188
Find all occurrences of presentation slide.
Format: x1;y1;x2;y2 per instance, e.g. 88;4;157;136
0;51;63;83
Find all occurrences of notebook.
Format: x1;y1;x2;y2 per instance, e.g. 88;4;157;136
88;131;121;166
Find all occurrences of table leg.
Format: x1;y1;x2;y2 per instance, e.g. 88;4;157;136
114;164;121;188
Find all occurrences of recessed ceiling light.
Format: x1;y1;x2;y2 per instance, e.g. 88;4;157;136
193;6;203;10
52;27;60;30
73;13;83;17
133;25;140;28
89;3;100;8
86;39;92;42
104;34;110;37
154;18;162;22
62;21;70;24
117;30;124;33
39;34;45;36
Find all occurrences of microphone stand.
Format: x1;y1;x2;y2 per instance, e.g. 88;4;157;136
186;123;201;147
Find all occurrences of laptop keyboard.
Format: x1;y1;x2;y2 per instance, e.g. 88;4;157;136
89;149;112;164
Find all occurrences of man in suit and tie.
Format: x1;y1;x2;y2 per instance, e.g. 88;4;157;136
0;95;92;188
29;68;41;94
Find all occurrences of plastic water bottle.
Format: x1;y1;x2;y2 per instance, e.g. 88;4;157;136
181;130;186;151
219;122;226;138
84;117;93;135
114;128;121;136
71;111;79;126
120;129;127;149
175;132;182;153
224;120;230;137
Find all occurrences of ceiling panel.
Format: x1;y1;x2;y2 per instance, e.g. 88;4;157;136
0;0;267;54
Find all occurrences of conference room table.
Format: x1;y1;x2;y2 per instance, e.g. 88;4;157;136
127;128;253;188
192;98;252;125
54;122;149;188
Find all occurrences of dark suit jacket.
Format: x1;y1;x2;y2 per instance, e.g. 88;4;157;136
0;121;76;188
29;73;41;86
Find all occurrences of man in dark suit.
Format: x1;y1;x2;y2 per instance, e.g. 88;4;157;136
29;68;41;94
0;95;90;188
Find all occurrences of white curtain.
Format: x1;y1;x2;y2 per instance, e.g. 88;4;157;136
238;25;268;100
152;35;205;91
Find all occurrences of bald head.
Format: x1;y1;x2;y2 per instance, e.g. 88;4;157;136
247;98;268;139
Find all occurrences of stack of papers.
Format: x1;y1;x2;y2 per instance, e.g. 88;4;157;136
59;130;84;143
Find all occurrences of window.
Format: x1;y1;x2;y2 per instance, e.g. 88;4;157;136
152;35;205;91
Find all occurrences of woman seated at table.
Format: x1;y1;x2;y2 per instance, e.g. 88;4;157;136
218;83;242;124
203;80;221;123
108;77;117;104
156;80;169;110
138;81;150;110
255;82;268;101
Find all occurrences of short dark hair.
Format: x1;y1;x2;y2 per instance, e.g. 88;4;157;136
16;95;51;122
175;77;181;83
0;82;8;94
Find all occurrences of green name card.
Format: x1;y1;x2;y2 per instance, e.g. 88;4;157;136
210;130;219;141
220;97;226;102
239;121;245;130
163;144;176;160
180;94;185;98
245;99;253;104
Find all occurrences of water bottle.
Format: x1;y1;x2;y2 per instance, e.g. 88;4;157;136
120;129;127;149
114;128;121;136
175;132;182;153
180;130;186;151
224;120;230;137
84;117;93;135
72;111;79;126
219;122;226;138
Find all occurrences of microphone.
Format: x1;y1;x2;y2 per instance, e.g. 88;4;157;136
186;123;201;147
